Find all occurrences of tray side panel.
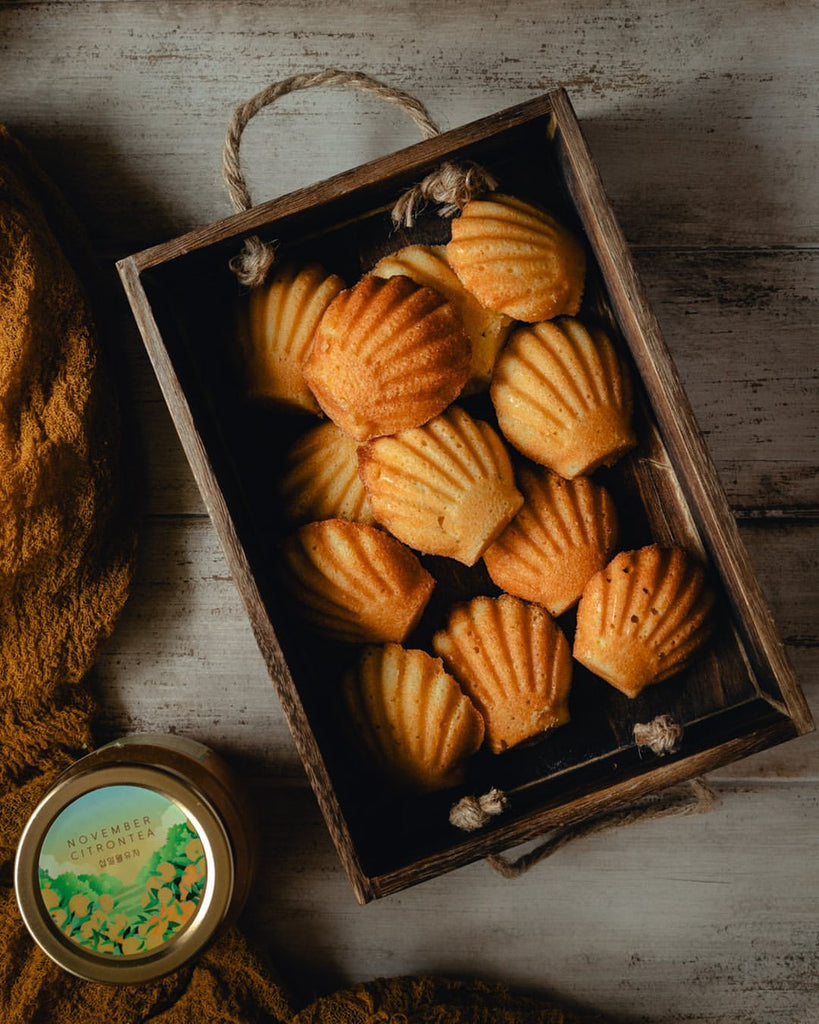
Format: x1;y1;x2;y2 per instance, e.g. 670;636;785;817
371;714;798;899
117;256;375;904
548;87;813;734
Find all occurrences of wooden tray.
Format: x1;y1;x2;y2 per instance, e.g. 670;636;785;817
117;88;813;904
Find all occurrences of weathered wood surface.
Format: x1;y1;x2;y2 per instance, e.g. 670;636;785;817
2;1;818;250
4;0;818;1019
246;781;819;1022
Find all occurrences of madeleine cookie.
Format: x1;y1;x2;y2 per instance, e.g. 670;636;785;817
279;422;374;526
491;317;636;478
447;194;585;322
484;467;618;615
372;244;512;392
343;644;485;792
574;545;716;698
359;406;523;566
280;520;434;644
433;594;572;754
236;263;344;413
303;274;470;440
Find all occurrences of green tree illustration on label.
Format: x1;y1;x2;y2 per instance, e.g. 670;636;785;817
38;785;207;957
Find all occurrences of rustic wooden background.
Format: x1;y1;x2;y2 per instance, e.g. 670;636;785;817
3;2;817;1021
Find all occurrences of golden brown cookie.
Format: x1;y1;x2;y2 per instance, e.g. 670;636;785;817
573;545;716;698
372;244;512;393
446;194;586;322
278;422;374;526
433;594;572;754
302;274;471;440
358;406;524;566
490;317;636;478
483;467;618;616
236;262;344;413
280;519;434;644
343;644;485;792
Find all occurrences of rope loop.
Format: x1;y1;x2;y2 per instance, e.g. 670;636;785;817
486;778;717;880
222;68;494;286
447;716;716;880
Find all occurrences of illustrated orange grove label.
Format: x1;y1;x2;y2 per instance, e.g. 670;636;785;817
38;784;207;957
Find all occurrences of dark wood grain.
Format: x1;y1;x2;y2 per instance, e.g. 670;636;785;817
118;89;813;902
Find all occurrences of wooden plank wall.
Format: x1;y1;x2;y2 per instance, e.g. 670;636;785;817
2;2;817;1021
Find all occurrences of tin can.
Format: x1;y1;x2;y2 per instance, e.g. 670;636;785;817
14;734;256;984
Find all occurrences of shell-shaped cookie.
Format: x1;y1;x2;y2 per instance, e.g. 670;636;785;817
280;520;434;644
446;194;586;322
490;317;636;478
343;644;485;792
372;244;512;393
574;545;717;698
279;422;374;526
236;263;345;413
483;467;618;615
433;594;572;754
302;274;471;440
358;406;524;566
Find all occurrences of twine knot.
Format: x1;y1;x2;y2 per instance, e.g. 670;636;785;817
228;235;278;289
390;160;498;228
449;787;508;832
633;715;684;756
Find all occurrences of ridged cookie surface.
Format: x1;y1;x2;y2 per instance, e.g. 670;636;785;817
574;545;716;698
359;406;523;566
447;194;585;322
279;422;373;526
303;274;471;440
236;263;344;413
343;644;485;792
484;467;618;615
372;244;512;393
433;594;572;754
280;519;434;644
491;317;636;478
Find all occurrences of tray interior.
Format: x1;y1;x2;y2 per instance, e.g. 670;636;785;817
136;111;792;882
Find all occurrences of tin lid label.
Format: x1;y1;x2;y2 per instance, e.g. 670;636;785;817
38;784;207;957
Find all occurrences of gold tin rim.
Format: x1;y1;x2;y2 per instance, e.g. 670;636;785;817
15;762;235;984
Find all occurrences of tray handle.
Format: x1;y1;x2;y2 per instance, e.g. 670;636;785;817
487;778;717;878
450;716;717;878
221;68;496;286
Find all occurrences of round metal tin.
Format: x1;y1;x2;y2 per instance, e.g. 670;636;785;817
14;735;255;984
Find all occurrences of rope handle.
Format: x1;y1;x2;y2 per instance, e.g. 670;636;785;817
487;777;718;879
221;68;496;287
450;716;717;878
